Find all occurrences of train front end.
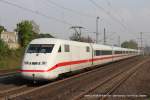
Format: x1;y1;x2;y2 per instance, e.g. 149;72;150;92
20;38;58;80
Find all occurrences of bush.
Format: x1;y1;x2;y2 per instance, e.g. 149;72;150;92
0;39;25;70
0;39;9;57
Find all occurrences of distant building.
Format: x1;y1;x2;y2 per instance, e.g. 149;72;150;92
0;31;19;49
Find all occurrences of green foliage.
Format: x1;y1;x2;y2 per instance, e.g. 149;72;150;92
0;39;9;56
15;20;54;47
0;20;55;70
31;20;40;34
0;47;24;70
0;25;7;34
36;33;54;38
0;39;23;70
121;40;138;49
15;20;33;47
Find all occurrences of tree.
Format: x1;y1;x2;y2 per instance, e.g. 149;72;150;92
31;20;40;34
121;40;138;49
70;33;94;43
0;39;9;55
144;46;150;55
15;20;33;47
80;36;94;43
0;25;7;34
36;33;54;38
70;33;79;41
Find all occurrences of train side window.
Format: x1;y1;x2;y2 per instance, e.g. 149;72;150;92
101;50;112;55
64;45;70;52
115;51;122;54
58;46;61;52
86;46;90;52
94;50;101;56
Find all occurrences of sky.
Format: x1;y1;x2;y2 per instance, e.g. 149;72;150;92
0;0;150;46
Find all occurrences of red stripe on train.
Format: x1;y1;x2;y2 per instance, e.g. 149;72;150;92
19;55;127;72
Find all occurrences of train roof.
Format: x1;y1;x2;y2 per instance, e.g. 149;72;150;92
30;38;113;50
30;38;138;51
30;38;90;46
91;44;112;50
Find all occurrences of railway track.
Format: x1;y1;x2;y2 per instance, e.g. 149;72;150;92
0;71;33;100
0;76;49;100
0;63;111;100
0;72;18;79
0;71;52;100
6;56;146;100
0;72;23;91
74;58;149;100
0;56;147;100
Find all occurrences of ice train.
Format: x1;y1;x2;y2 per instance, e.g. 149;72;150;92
20;38;140;80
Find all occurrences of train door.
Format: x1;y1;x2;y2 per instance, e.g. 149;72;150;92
112;47;114;62
56;44;71;74
90;44;94;65
64;44;71;72
70;45;81;71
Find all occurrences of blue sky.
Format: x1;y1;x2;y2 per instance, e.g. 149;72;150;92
0;0;150;46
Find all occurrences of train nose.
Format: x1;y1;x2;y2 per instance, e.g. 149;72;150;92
32;73;37;83
21;71;59;80
32;73;35;80
21;72;43;80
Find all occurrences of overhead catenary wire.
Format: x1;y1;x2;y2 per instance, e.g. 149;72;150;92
89;0;139;43
105;0;125;23
0;0;99;38
105;0;134;34
0;0;72;26
44;0;95;18
88;0;128;31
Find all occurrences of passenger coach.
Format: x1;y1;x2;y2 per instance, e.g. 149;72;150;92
20;38;140;80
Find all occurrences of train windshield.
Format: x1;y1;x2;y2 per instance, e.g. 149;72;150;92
27;44;54;53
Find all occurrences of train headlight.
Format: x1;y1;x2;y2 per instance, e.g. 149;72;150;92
42;61;47;65
24;61;47;65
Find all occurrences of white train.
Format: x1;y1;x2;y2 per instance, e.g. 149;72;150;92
20;38;140;80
